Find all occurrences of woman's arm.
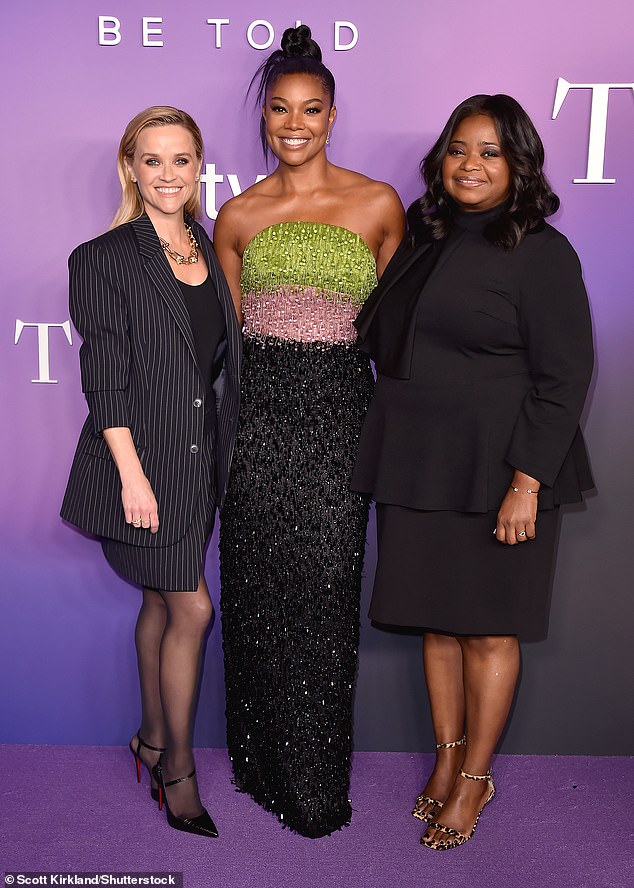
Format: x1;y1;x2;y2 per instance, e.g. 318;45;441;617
505;233;594;486
69;240;132;433
69;240;159;532
375;186;406;278
213;201;244;323
496;233;593;545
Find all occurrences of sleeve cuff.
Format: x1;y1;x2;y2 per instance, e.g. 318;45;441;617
85;389;129;434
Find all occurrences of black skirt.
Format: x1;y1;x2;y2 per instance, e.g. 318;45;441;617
101;430;216;592
219;335;374;837
370;504;561;641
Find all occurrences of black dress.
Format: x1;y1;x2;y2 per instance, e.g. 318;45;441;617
102;275;226;592
352;207;594;640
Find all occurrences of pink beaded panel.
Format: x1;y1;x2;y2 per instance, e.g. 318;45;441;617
242;287;360;343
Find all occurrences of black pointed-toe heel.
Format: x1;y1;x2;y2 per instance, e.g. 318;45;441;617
152;758;219;838
129;734;166;803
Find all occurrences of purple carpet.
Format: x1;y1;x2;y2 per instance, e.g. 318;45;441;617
1;746;632;888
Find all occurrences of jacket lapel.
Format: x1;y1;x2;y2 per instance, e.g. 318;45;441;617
131;214;198;363
354;237;433;341
354;229;467;379
380;238;435;294
359;229;467;327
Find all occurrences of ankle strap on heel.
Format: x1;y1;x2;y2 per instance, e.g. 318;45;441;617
136;734;166;754
163;768;196;789
436;736;466;750
459;768;491;781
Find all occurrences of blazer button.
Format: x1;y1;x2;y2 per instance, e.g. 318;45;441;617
190;444;199;454
193;398;202;408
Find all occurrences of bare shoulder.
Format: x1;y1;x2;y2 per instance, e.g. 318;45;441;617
333;166;400;205
368;179;404;219
334;168;404;236
214;190;249;234
214;177;280;251
330;167;405;255
214;190;252;251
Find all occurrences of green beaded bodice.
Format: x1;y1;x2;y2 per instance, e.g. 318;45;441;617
241;221;377;307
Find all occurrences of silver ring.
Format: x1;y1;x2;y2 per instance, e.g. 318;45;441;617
132;519;142;527
518;531;526;537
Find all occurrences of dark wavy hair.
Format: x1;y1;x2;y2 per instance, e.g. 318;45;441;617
408;94;560;251
249;24;336;158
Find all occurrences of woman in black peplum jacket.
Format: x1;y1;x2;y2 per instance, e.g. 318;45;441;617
352;94;594;850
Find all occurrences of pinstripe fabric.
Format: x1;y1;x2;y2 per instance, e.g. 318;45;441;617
61;214;241;559
101;429;217;591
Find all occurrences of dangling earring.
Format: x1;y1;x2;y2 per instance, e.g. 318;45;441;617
326;130;331;146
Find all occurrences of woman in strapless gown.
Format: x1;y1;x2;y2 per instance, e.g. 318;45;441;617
214;26;404;837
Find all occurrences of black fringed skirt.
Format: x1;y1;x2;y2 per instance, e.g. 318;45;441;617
219;335;374;837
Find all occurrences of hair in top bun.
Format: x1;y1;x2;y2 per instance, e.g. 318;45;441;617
250;24;336;157
281;23;322;59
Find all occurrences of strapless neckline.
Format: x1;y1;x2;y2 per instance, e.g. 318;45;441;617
243;220;375;262
239;218;378;343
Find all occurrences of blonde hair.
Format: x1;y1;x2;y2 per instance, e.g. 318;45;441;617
110;106;204;229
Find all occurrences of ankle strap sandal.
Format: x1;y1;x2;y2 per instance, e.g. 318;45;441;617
412;736;466;822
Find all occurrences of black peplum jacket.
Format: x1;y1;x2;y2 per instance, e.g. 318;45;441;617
351;211;595;513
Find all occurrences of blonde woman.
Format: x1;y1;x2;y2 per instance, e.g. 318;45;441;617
61;106;241;838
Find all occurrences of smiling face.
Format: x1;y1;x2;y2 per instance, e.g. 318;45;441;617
263;72;336;166
441;113;511;212
126;124;201;225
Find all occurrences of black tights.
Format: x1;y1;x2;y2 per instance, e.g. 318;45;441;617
133;576;213;818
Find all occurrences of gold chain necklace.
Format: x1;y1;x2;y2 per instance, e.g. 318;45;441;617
159;224;199;265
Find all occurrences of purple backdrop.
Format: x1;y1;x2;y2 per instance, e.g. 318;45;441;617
1;0;632;754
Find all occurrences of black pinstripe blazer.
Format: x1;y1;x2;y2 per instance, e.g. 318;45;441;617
61;214;241;547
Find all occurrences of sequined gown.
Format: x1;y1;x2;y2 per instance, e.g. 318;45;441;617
219;221;376;837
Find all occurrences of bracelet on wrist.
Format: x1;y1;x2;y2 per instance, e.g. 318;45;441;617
510;484;539;495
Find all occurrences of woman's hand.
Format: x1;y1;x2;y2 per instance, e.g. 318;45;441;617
102;426;160;533
121;471;160;533
494;471;540;545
